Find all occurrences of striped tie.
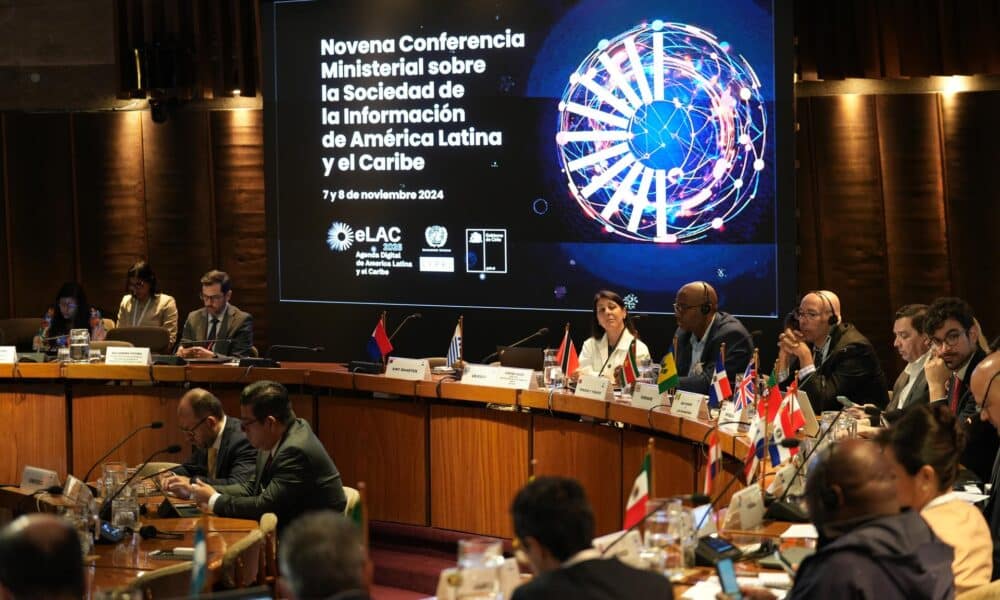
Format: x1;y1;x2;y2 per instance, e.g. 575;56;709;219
949;373;962;413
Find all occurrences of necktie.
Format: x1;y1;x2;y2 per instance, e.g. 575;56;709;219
207;447;218;479
949;373;962;413
207;318;219;350
257;453;273;494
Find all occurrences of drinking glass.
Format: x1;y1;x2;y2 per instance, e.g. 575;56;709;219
644;499;696;580
456;538;503;599
69;328;90;362
111;492;139;530
101;462;127;499
542;349;563;389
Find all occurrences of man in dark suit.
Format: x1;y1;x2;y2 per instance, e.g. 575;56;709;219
888;304;932;413
165;388;256;486
671;281;753;394
179;380;347;528
176;269;253;358
923;297;995;481
971;352;1000;579
778;290;887;413
510;476;672;600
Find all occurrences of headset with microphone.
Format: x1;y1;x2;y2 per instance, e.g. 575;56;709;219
699;281;712;315
814;290;839;327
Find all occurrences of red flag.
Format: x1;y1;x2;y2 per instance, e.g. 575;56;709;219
556;329;579;376
704;431;720;495
366;318;393;361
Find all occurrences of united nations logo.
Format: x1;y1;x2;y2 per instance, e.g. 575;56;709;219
424;225;448;248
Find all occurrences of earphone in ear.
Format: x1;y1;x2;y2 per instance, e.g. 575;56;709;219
815;291;839;326
700;282;711;315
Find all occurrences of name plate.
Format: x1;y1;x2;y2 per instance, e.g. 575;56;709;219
385;357;430;380
721;484;765;531
630;383;664;409
671;390;709;420
718;401;746;433
767;463;802;497
0;346;17;363
592;529;645;569
574;375;613;401
104;346;151;366
461;364;537;390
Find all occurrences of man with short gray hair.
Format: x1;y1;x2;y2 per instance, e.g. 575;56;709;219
279;511;369;600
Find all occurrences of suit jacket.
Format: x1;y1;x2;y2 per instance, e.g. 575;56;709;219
576;329;650;380
946;348;996;482
784;323;888;414
511;557;673;600
674;311;754;395
213;418;347;528
116;292;179;345
180;303;253;357
891;364;930;410
173;415;256;486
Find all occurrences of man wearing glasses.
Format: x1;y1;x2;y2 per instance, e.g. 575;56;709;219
163;388;256;488
923;297;995;481
671;280;753;394
777;290;887;413
176;269;254;358
971;352;1000;579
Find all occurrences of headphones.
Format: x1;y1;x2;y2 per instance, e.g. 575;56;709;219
814;291;839;326
699;282;712;315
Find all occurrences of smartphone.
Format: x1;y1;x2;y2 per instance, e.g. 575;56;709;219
836;395;857;409
716;557;742;599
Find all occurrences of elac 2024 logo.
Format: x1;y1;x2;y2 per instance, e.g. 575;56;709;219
327;221;402;252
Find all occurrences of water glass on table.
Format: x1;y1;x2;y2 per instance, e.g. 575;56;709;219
542;348;563;389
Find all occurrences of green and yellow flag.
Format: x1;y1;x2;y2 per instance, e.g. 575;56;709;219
657;344;679;394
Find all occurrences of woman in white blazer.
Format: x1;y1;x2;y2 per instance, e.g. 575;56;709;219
575;290;650;381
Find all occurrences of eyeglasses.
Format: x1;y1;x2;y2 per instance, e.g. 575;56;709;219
200;293;225;302
673;303;696;313
129;279;149;289
58;299;78;309
179;416;208;435
795;309;825;321
929;328;967;350
975;372;1000;413
239;417;260;431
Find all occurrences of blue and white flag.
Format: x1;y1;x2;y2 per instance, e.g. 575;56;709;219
446;323;462;366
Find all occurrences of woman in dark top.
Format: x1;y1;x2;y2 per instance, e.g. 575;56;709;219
43;282;95;345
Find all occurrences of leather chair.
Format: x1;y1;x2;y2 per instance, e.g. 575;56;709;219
217;528;264;589
343;485;361;516
125;561;192;599
106;326;172;354
0;317;42;351
258;512;279;587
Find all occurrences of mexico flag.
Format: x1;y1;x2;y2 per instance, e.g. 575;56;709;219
623;452;651;529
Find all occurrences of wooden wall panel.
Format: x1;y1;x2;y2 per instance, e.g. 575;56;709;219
141;110;214;323
74;111;148;316
430;404;528;538
318;394;427;526
940;92;1000;340
795;99;821;292
622;430;698;503
4;113;75;317
210;110;268;349
0;384;67;482
532;415;622;536
0;115;8;318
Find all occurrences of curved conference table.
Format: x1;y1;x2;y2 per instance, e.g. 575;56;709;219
0;362;750;539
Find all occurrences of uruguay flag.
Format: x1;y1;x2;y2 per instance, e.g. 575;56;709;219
708;353;732;408
446;323;462;366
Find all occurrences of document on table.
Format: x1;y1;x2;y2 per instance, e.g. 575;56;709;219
780;523;819;539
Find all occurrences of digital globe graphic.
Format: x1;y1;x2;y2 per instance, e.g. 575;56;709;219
556;20;766;243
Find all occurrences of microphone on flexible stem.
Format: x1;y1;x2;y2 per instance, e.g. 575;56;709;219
600;493;711;557
388;313;422;342
481;328;549;363
138;525;184;540
82;421;164;491
99;444;182;522
239;344;325;368
764;400;852;523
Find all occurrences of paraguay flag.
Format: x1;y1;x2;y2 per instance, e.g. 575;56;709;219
366;318;393;362
708;353;732;408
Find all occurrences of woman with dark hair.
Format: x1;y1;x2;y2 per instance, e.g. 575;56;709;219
574;290;650;381
880;403;992;593
39;282;105;348
115;260;178;345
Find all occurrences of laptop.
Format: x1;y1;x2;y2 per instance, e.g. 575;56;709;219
497;346;544;370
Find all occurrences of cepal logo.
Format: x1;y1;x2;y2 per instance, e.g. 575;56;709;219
327;221;402;252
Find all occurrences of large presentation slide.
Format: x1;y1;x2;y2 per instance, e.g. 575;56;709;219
263;0;793;358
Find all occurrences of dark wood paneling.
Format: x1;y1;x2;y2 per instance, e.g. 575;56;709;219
0;115;9;318
4;113;75;317
532;415;622;536
210;110;267;349
74;111;148;318
141;110;214;321
0;384;67;482
795;99;821;292
622;430;698;504
318;394;427;526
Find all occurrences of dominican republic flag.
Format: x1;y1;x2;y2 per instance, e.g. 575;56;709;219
658;344;679;394
366;318;393;362
708;353;732;408
623;452;650;529
704;430;720;496
446;323;462;367
734;363;755;410
555;328;579;376
621;339;639;385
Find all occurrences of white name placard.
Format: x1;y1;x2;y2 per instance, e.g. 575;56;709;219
385;357;431;381
0;346;17;364
592;529;645;569
461;364;536;390
718;401;746;433
671;390;709;420
721;485;765;531
630;383;664;409
574;375;613;401
104;346;151;366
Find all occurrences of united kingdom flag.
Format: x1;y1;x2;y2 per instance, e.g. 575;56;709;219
734;363;755;410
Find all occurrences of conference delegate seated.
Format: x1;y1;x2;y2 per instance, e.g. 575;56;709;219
115;260;179;346
878;403;992;594
36;281;107;350
177;269;253;358
574;290;650;382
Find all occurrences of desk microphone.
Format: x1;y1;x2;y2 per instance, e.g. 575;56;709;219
82;421;164;487
388;312;422;342
239;344;326;368
99;444;182;521
139;525;184;540
481;328;549;363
